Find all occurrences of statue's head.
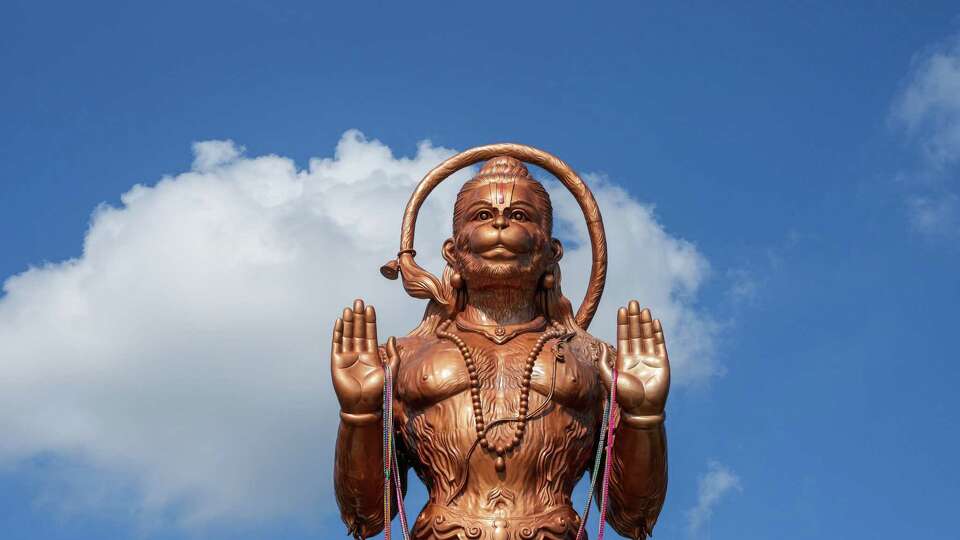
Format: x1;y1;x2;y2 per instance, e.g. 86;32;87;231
442;157;562;291
389;145;605;335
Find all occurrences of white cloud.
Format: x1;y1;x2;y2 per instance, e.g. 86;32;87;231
894;36;960;168
725;267;761;306
0;130;717;528
192;140;244;172
907;193;959;235
892;33;960;235
686;461;742;535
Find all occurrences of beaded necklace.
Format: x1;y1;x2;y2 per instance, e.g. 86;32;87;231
435;318;566;473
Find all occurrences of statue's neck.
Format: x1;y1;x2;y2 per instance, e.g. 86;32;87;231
460;287;538;326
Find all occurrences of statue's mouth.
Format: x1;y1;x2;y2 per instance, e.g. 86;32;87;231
480;244;519;260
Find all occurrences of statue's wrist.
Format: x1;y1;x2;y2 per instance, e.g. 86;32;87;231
339;410;383;426
619;410;665;430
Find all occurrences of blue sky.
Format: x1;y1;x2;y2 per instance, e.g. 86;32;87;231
2;2;960;539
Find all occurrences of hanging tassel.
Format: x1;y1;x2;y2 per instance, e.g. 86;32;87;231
382;361;392;540
383;360;411;540
575;364;619;540
574;385;610;540
596;366;619;540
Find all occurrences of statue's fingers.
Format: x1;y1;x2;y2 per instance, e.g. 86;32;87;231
352;299;366;346
640;311;655;354
364;305;378;353
640;308;654;340
617;307;629;353
342;308;354;352
332;317;344;355
627;301;642;353
653;319;666;356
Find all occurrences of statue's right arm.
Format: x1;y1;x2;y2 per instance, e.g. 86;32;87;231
334;410;410;539
331;299;407;539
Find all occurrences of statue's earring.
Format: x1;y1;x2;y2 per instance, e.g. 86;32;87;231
542;272;555;290
451;272;464;290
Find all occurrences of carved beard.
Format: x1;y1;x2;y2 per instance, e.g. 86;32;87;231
453;231;548;291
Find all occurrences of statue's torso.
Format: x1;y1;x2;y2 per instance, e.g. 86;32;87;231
394;327;605;540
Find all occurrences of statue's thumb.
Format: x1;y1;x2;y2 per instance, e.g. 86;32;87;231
597;342;614;389
386;336;401;374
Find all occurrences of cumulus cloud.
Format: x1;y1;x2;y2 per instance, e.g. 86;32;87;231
0;130;716;527
686;461;742;535
893;35;960;168
906;193;960;235
892;33;960;235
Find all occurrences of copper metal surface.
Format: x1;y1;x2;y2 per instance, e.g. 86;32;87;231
332;147;669;539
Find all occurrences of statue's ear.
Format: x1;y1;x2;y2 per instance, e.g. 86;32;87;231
551;238;564;263
442;238;457;267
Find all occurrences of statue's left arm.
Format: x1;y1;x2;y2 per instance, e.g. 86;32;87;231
330;300;408;538
597;301;670;539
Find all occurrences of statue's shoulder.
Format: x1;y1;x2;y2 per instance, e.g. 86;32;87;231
566;329;612;365
391;334;447;359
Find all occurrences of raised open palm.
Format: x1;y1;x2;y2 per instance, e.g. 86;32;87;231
598;300;671;417
330;299;399;415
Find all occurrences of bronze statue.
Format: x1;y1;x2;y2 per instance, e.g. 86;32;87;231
331;144;669;539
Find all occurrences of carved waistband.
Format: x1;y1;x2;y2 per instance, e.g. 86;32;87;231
411;503;581;540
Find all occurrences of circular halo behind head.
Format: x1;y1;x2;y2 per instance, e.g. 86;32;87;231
380;143;607;331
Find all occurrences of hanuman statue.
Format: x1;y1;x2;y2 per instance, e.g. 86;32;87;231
331;145;669;540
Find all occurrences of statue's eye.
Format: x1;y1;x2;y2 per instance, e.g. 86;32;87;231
475;210;492;221
510;210;527;222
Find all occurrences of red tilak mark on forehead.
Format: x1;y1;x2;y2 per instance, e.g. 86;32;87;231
497;183;504;204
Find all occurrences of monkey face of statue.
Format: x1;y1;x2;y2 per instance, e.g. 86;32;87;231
444;177;562;290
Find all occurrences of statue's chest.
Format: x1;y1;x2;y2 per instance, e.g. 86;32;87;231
397;333;599;412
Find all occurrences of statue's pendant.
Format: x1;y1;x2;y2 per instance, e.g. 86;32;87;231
455;315;547;344
495;456;506;472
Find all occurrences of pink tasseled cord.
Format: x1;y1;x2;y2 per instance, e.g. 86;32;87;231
575;364;619;540
596;366;619;540
382;361;410;540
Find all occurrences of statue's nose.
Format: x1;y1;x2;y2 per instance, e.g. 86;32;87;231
492;214;508;229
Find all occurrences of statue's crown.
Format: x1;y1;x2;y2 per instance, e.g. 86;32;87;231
473;156;533;183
